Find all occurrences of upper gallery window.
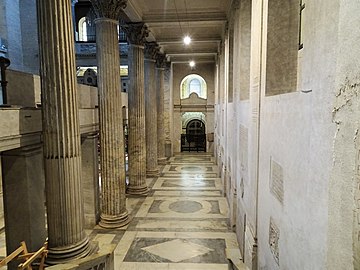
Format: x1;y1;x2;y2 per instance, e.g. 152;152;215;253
180;74;207;99
79;17;88;41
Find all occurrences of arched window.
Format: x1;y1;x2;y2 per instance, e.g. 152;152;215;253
180;74;207;99
79;17;88;41
189;79;201;96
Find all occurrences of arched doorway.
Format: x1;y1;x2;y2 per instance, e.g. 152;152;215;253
186;119;205;135
181;119;206;152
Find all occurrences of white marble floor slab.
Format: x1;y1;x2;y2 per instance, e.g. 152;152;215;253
0;153;242;270
153;190;222;197
152;178;222;191
135;196;228;219
135;219;228;231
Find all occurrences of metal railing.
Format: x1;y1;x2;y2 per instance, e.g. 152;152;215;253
181;134;206;152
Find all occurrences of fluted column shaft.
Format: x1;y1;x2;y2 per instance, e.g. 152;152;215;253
128;44;148;194
37;0;90;263
123;23;149;195
95;18;129;228
145;43;159;177
156;61;166;165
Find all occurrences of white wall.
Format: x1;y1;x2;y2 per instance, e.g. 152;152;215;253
214;0;360;269
172;62;215;153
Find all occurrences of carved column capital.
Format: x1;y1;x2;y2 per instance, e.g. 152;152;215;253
232;0;240;9
156;53;166;69
90;0;127;20
121;23;149;46
144;42;159;60
71;0;78;5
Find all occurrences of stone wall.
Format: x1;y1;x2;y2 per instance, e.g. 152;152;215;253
4;0;23;70
327;1;360;269
19;0;39;74
214;0;354;269
0;0;39;73
172;63;215;153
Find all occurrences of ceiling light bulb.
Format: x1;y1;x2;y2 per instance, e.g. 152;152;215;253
184;36;191;45
189;61;195;67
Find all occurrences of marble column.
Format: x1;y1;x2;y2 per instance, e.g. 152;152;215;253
122;23;149;195
90;0;129;228
144;42;160;177
81;133;100;228
1;144;46;269
156;53;167;165
37;0;90;263
164;63;173;158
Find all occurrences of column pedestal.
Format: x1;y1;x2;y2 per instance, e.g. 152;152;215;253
1;144;46;270
81;133;100;228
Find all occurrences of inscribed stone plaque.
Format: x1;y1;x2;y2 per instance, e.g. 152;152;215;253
270;158;284;204
269;217;280;265
239;125;248;171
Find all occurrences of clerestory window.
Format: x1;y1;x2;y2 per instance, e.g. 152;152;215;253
180;74;207;99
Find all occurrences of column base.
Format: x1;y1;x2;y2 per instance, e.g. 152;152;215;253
158;157;167;165
99;211;130;229
46;236;92;265
146;168;160;178
127;184;149;196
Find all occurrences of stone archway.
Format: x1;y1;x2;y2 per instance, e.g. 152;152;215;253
181;118;206;152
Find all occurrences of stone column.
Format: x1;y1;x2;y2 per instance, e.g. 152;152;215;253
81;133;100;228
90;0;129;228
1;144;46;269
156;53;167;165
164;62;173;157
37;0;90;263
122;23;149;195
144;42;160;177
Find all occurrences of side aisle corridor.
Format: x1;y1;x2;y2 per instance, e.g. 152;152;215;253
88;153;242;269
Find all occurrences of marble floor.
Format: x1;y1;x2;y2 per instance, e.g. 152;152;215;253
0;153;243;269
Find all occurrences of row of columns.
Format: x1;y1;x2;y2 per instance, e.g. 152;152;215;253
1;0;168;267
123;23;167;190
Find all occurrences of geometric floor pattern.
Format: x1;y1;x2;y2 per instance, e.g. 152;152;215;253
0;153;241;270
113;153;240;269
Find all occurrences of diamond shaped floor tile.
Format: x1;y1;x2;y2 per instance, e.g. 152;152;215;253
141;239;213;263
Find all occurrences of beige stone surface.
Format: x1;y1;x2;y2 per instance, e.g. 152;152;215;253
125;23;149;195
94;17;129;228
37;0;90;263
145;42;159;176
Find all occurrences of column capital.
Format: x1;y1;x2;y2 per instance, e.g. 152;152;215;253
156;53;166;69
144;42;159;60
90;0;127;20
165;61;171;69
121;23;149;46
71;0;78;5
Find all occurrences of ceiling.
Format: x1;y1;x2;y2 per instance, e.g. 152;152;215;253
123;0;230;63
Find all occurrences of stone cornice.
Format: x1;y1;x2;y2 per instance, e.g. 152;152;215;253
121;23;149;46
90;0;127;20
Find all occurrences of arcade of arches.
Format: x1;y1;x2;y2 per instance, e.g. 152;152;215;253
0;0;359;270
